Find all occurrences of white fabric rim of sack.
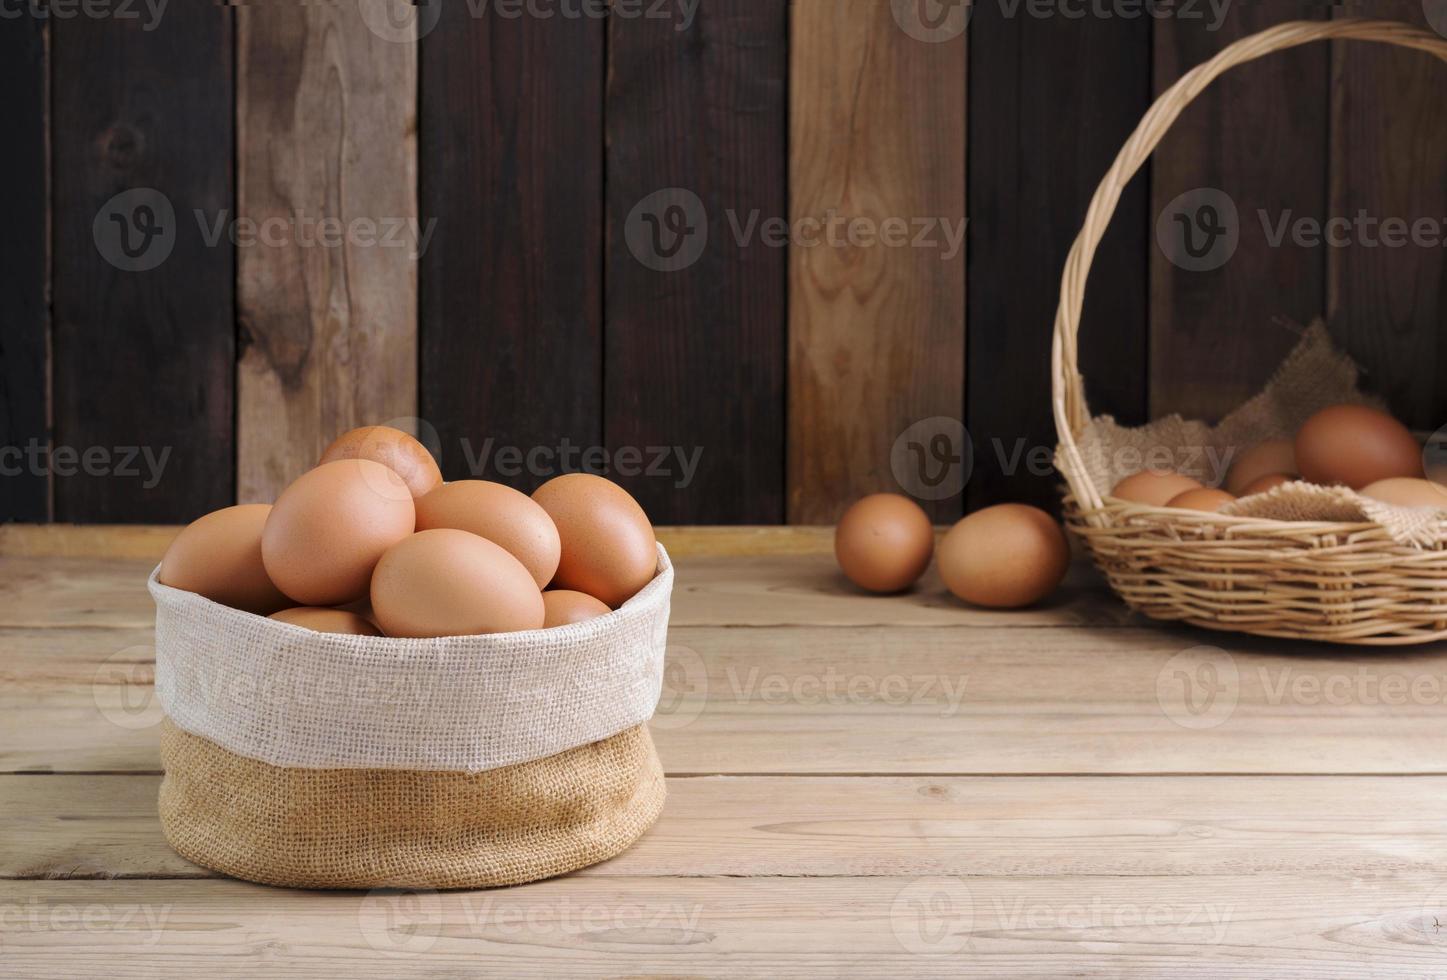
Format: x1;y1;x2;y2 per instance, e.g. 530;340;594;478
150;543;673;774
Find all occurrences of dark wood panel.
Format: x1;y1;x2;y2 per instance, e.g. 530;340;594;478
421;5;604;495
1150;4;1330;424
0;17;49;522
788;0;965;524
51;8;234;522
967;9;1150;514
1328;0;1447;430
608;0;788;524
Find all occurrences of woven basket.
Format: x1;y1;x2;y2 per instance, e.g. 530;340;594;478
1053;19;1447;646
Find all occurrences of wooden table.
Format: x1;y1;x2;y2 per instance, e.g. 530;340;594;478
4;525;1447;977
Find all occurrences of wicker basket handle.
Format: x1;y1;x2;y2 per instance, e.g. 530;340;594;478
1052;19;1447;514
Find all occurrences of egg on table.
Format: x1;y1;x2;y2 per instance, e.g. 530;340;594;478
1294;404;1422;489
158;504;290;614
371;528;545;637
833;493;934;593
415;480;561;590
532;474;657;608
937;504;1069;609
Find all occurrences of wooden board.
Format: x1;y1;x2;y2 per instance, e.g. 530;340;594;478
420;4;603;494
1328;0;1447;429
11;773;1447;880
0;16;49;523
1150;3;1331;424
606;0;788;524
50;8;234;523
235;4;418;502
787;0;966;525
966;8;1150;513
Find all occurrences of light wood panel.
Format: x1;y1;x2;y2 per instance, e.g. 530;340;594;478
10;772;1447;881
3;876;1444;977
788;0;966;524
235;5;418;502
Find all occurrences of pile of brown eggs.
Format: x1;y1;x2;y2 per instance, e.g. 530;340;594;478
158;426;657;637
1112;403;1444;512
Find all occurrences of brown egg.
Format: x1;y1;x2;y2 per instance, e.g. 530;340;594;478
1224;440;1296;496
1295;404;1422;489
1111;469;1203;507
542;590;613;628
262;459;416;606
159;504;290;614
415;480;561;589
833;493;934;593
268;606;382;636
371;528;544;637
1166;488;1236;513
532;474;657;608
1359;477;1447;510
1241;473;1294;496
319;425;442;500
937;504;1069;609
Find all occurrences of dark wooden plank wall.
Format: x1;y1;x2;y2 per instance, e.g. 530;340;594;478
7;4;1447;525
0;17;49;522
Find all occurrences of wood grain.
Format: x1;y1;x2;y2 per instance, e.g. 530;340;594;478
1328;0;1447;430
0;16;49;523
50;7;234;523
3;875;1445;977
235;5;418;502
966;8;1150;514
1149;4;1331;423
10;773;1447;880
787;0;966;524
606;0;788;524
420;3;603;493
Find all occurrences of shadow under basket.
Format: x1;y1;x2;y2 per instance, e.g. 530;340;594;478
1052;19;1447;647
150;545;675;889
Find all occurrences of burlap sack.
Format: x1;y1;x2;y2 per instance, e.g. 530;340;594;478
152;544;674;890
1073;322;1447;547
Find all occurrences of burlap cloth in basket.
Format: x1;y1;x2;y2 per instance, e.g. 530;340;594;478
152;543;674;890
1072;322;1447;547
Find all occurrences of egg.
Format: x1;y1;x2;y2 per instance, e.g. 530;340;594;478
262;459;416;606
371;528;544;637
1241;473;1294;495
415;480;561;589
268;607;382;636
1224;440;1297;495
1294;404;1422;489
833;493;934;593
1167;488;1236;513
319;425;442;500
532;474;657;608
937;504;1069;609
1359;477;1447;510
158;504;290;614
1111;469;1203;507
542;590;613;628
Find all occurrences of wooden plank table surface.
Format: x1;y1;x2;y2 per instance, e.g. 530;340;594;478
4;525;1447;977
